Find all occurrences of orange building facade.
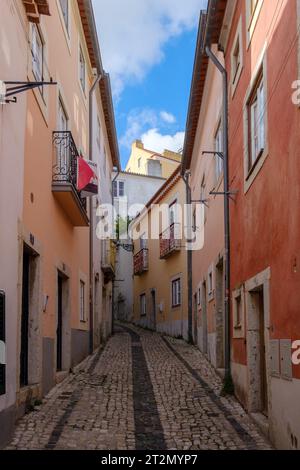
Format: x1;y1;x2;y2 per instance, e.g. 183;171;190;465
186;0;300;449
0;0;119;447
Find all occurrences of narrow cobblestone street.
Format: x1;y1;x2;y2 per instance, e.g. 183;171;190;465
6;324;272;450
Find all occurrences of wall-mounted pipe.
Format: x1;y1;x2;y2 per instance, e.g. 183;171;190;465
89;72;102;354
182;170;193;344
205;46;231;385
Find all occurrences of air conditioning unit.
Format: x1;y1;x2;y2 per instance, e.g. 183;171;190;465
0;81;6;105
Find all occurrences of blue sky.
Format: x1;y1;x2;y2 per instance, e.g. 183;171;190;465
92;0;206;169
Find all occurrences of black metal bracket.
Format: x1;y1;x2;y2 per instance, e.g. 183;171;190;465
191;199;209;208
3;79;57;101
210;190;238;202
202;150;224;161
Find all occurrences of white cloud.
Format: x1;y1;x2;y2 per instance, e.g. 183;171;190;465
120;108;158;149
160;111;176;124
93;0;207;97
141;128;185;154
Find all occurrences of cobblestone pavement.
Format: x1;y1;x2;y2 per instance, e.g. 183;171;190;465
6;324;272;450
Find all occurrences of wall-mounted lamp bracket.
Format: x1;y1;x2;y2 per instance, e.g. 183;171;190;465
202;150;224;160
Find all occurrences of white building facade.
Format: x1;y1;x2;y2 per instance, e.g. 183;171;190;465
112;171;166;321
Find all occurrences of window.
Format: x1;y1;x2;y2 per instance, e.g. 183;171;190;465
97;116;101;149
169;200;177;226
197;287;201;306
58;98;68;131
208;270;213;295
235;295;242;327
248;71;265;170
140;294;146;317
59;0;69;32
138;157;141;168
250;0;259;18
32;25;44;83
172;278;181;307
80;281;85;322
232;37;241;84
113;180;125;198
246;0;263;47
214;122;223;181
233;288;245;338
147;159;162;177
79;46;86;93
231;18;243;94
140;234;147;250
103;148;107;176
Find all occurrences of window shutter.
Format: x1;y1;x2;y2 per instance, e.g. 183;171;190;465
258;82;265;152
0;291;6;396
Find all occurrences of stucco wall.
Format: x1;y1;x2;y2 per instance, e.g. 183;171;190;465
0;0;28;441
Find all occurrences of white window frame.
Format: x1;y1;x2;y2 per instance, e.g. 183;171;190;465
249;76;265;168
79;45;86;94
231;17;243;97
197;287;201;306
246;0;263;48
80;280;85;322
243;50;268;193
59;0;69;33
171;278;181;308
140;293;146;317
113;180;125;198
32;24;44;84
140;233;147;250
169;200;178;226
214;120;223;182
232;287;245;339
97;116;101;149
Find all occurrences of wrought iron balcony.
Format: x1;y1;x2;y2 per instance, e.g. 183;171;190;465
134;248;149;276
101;239;116;284
159;223;181;259
52;131;89;227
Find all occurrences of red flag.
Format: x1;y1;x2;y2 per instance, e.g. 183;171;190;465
77;157;96;191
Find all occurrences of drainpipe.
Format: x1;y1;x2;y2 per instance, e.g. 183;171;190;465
89;72;102;354
205;46;232;387
183;170;193;344
111;169;120;334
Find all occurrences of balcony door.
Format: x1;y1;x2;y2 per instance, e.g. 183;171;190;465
58;98;69;177
169;200;177;226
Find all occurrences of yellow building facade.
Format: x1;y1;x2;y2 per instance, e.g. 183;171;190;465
132;168;188;339
125;140;181;179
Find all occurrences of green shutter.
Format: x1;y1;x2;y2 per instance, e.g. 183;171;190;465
0;291;5;396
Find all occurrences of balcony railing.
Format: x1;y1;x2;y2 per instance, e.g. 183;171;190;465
159;223;181;259
101;239;116;283
134;248;149;275
52;131;88;226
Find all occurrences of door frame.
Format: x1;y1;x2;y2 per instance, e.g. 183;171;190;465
245;267;271;415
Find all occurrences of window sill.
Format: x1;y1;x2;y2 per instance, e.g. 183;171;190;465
244;148;269;194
